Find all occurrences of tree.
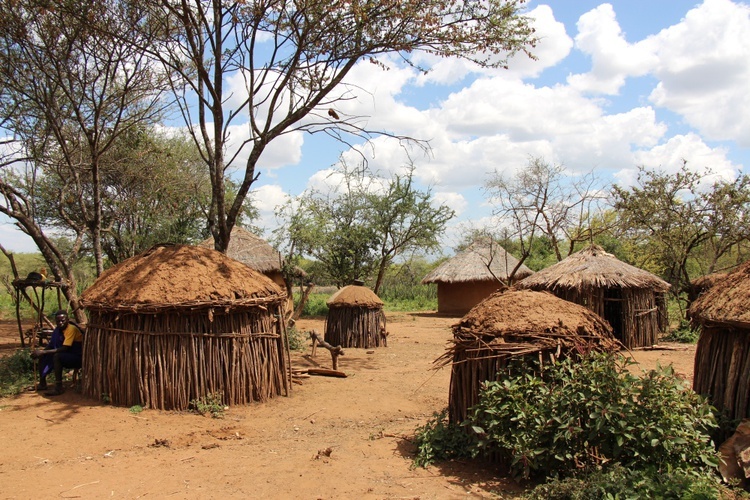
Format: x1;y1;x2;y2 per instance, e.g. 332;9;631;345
276;161;454;290
367;165;454;293
484;157;608;276
612;162;750;301
131;0;536;253
0;0;172;318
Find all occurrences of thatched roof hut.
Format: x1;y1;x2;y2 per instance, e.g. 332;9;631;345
199;226;286;288
440;289;619;423
516;244;670;348
324;281;386;348
421;239;533;316
690;260;750;421
80;244;291;410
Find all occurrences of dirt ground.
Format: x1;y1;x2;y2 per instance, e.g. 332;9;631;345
0;314;696;499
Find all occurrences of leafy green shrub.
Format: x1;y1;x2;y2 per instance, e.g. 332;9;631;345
524;464;722;500
129;405;144;414
286;326;307;351
664;319;701;343
297;293;329;317
412;409;476;468
0;348;34;396
468;353;719;480
190;392;225;418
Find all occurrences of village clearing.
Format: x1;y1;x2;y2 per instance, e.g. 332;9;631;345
0;314;695;499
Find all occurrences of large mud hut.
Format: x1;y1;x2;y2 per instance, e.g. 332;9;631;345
689;261;750;421
421;239;533;315
516;244;670;349
324;281;386;348
439;289;619;423
79;244;291;410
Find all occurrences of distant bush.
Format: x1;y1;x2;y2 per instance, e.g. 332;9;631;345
0;349;34;397
664;319;701;343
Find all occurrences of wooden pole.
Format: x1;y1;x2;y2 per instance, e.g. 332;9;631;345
309;330;344;370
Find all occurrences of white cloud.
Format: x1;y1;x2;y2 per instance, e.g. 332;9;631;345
432;191;468;216
648;0;750;144
615;133;739;186
567;4;659;94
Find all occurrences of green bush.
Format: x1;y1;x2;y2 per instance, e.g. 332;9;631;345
0;348;35;396
664;319;701;343
286;326;307;351
190;392;226;418
467;353;719;480
412;409;476;468
524;464;722;500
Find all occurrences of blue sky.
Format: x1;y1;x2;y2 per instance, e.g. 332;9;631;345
3;0;750;255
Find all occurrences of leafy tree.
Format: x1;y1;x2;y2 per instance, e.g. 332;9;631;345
484;157;609;274
0;0;170;275
612;162;750;303
130;0;537;252
366;165;454;293
277;161;453;290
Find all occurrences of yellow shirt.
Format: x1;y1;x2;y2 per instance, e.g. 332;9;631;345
62;323;83;346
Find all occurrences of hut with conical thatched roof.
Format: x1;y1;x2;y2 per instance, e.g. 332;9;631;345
516;244;670;349
690;260;750;421
199;226;287;290
440;289;619;423
421;239;533;316
80;244;291;410
324;281;386;348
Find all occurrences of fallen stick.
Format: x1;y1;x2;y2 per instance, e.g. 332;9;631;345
307;368;347;378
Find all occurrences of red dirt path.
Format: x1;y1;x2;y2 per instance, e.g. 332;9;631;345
0;315;695;499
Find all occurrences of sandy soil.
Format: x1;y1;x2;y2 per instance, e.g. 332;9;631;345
0;314;696;499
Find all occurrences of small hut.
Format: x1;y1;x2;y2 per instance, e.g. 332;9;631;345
199;226;287;290
517;245;670;348
421;239;533;315
441;289;619;423
324;281;386;348
80;244;291;410
690;260;750;421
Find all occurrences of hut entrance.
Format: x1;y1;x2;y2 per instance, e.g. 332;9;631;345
603;288;623;341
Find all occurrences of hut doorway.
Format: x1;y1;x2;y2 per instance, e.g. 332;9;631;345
603;289;624;341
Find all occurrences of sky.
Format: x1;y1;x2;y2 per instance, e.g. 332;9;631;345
3;0;750;256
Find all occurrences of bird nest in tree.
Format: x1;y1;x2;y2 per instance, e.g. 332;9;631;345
324;284;386;348
437;289;620;423
80;244;291;410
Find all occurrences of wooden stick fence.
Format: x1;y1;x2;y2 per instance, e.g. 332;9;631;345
82;306;290;410
324;306;387;348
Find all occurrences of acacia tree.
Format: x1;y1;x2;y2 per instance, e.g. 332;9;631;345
276;161;454;290
612;162;750;299
0;0;170;318
132;0;536;252
484;156;608;276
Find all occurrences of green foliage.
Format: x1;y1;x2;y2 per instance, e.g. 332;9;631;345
295;292;329;317
190;392;226;418
524;464;722;500
468;353;718;480
665;319;701;343
378;257;438;311
412;410;476;468
286;327;307;351
0;348;34;397
129;405;144;414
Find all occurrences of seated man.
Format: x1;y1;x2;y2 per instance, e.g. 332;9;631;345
32;310;83;396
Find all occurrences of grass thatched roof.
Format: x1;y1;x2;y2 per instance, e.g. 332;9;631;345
81;244;284;312
421;239;533;284
689;260;750;328
517;244;670;292
199;226;282;273
436;289;620;368
327;284;383;309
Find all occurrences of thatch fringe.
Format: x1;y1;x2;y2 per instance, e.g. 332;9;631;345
324;306;386;348
82;307;291;410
